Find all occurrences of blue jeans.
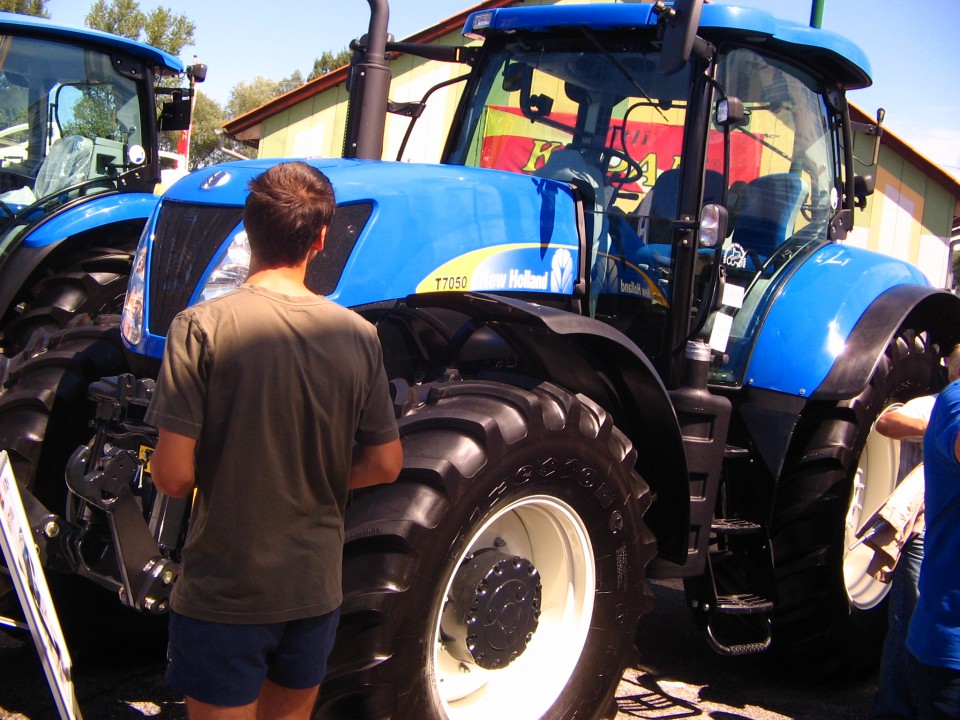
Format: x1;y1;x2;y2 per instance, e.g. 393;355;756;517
912;654;960;720
872;534;924;719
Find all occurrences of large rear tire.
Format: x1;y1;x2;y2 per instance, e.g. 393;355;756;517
316;380;655;720
770;325;942;672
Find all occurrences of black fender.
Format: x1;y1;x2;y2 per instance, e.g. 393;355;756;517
399;291;691;564
814;285;960;401
737;285;960;483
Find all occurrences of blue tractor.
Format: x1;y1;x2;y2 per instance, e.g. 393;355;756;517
2;1;959;718
0;11;204;355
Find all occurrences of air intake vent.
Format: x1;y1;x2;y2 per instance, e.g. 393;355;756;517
148;201;244;337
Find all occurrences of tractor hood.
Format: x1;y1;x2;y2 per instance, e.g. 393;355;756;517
130;159;584;358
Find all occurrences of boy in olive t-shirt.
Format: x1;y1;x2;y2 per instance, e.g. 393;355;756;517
146;161;402;720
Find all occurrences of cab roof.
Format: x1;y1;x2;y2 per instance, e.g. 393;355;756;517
0;11;184;73
463;3;871;89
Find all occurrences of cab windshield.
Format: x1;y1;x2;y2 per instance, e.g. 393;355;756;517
447;38;840;375
446;36;699;358
0;32;146;220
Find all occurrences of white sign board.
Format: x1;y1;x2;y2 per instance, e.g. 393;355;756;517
0;450;83;720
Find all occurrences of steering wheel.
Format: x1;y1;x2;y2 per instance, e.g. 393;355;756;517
573;143;644;187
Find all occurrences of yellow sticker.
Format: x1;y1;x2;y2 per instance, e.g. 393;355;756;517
138;445;154;474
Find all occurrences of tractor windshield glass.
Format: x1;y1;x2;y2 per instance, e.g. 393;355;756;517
705;47;838;386
446;37;697;359
0;32;145;219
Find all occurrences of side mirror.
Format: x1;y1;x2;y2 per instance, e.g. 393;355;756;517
158;91;192;132
187;64;207;83
714;97;745;128
654;0;705;75
854;174;875;210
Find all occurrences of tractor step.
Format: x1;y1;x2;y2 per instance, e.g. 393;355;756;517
706;618;773;656
712;518;762;534
705;595;774;656
716;593;774;615
724;444;751;459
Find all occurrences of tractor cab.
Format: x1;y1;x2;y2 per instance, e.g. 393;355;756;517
441;4;872;386
0;13;196;245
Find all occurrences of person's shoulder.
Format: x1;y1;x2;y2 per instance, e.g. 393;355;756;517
187;286;258;316
901;394;938;416
321;299;375;329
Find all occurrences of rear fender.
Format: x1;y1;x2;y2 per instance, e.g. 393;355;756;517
814;285;960;400
401;291;691;564
743;244;936;398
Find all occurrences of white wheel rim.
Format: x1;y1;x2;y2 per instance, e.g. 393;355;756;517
843;414;899;609
430;494;595;719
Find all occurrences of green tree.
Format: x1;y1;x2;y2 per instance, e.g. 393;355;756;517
142;5;195;57
0;0;48;16
226;77;279;120
225;72;306;120
84;0;195;56
186;91;253;169
308;48;352;82
61;86;120;139
187;91;223;168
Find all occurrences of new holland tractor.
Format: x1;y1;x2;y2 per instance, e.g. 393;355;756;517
2;1;959;718
0;11;204;355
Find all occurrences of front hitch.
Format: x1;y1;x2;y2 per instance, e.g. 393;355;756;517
65;444;183;613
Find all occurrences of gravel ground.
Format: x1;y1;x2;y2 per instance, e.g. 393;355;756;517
0;579;878;720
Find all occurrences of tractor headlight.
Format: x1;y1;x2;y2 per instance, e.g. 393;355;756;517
198;230;251;303
121;233;149;345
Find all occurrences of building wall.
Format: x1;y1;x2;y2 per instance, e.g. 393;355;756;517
846;132;958;287
256;0;613;163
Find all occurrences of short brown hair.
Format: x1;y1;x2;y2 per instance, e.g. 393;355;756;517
243;162;336;267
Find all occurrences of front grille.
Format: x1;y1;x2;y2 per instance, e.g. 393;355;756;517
148;201;244;337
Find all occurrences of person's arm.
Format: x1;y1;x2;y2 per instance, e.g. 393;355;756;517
350;438;402;490
875;409;929;440
150;429;198;498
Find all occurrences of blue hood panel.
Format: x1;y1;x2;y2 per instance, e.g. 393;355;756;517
165;159;582;308
133;160;583;358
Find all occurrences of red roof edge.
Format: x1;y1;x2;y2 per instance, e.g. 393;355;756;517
222;0;516;136
850;104;960;200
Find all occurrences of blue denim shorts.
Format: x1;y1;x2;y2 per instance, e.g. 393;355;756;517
166;608;341;707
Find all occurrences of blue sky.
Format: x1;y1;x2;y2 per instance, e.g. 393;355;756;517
49;0;960;181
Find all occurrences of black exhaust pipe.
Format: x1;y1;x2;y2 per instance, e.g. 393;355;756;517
343;0;391;159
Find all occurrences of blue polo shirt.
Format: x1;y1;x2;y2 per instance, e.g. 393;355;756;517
908;379;960;670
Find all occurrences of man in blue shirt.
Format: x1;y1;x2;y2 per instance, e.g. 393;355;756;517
908;378;960;718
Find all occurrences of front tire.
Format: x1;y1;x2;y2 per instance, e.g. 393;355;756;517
1;244;134;355
316;380;655;720
0;315;127;506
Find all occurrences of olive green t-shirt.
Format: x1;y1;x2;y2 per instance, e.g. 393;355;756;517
145;285;399;623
